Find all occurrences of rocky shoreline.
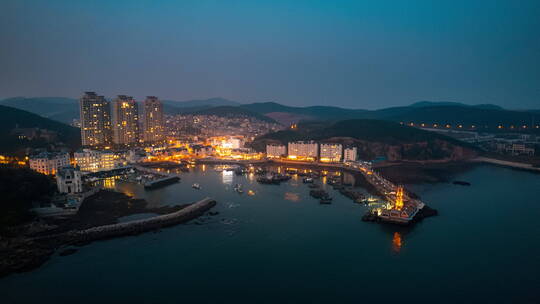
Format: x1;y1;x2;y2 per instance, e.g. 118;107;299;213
0;190;216;278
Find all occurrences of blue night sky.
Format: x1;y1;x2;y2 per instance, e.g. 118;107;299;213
1;0;539;109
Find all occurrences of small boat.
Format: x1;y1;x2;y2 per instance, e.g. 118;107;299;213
303;177;314;184
234;184;244;193
192;183;201;189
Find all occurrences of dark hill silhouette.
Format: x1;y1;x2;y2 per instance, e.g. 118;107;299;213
0;105;80;154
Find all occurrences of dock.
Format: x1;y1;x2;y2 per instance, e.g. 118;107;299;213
269;159;428;224
143;176;180;189
134;164;182;190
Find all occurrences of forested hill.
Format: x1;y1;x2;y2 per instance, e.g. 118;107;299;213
0;105;80;154
252;119;478;161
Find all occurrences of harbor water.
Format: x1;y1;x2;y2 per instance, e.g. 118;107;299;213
1;164;539;303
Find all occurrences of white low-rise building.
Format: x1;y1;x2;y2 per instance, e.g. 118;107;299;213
320;143;342;162
29;152;70;175
344;147;358;162
266;144;286;158
74;149;116;172
56;166;82;194
288;141;318;160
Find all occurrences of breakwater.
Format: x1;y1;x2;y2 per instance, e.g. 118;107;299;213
36;197;216;244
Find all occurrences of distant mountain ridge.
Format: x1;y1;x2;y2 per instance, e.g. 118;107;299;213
0;97;242;123
0;97;79;124
162;97;241;108
409;101;504;110
2;97;538;130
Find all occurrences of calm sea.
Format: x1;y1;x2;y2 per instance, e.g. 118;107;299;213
1;164;539;303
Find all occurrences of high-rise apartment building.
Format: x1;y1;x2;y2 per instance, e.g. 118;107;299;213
112;95;140;146
143;96;164;143
79;92;112;147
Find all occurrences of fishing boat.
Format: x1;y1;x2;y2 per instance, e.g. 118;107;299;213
234;183;244;193
192;183;201;189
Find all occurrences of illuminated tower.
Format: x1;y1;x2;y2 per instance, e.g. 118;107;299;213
143;96;164;143
112;95;139;146
395;186;404;210
79;92;112;147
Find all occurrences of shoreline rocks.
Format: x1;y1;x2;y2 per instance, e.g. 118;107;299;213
0;196;217;279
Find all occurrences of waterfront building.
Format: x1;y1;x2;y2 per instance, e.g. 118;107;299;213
266;144;286;158
29;152;70;175
112;95;140;146
288;141;318;160
74;149;115;172
191;145;214;157
210;136;244;149
143;96;164;143
344;147;358;162
320;143;342;162
224;137;243;149
79;92;112;147
56;166;82;194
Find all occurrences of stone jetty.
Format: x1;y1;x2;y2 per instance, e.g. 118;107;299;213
1;198;216;278
36;197;216;244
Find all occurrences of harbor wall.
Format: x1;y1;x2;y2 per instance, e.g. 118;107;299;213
37;198;216;244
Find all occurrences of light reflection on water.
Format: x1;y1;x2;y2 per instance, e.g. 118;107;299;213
222;170;233;185
284;192;301;202
3;164;539;304
392;232;403;253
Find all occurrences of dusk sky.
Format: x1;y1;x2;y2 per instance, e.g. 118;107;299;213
1;0;539;109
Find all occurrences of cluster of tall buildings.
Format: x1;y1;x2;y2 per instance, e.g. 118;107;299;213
266;141;357;162
79;92;164;147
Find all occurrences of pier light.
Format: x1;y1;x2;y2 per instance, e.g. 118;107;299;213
522;125;527;129
458;124;462;128
421;123;425;127
498;125;503;129
409;122;414;126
